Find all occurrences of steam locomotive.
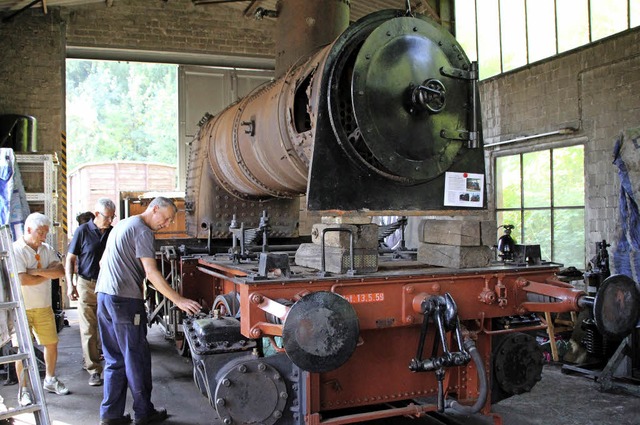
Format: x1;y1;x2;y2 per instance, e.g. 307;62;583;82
142;2;640;425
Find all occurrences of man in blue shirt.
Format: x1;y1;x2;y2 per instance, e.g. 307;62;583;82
65;198;116;387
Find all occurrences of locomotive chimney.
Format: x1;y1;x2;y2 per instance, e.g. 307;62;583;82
275;0;350;78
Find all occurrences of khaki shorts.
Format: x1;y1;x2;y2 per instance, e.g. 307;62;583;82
11;307;59;346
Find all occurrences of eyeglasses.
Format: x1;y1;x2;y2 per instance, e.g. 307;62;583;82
99;212;117;221
35;253;41;268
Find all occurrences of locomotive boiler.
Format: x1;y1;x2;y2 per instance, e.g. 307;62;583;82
144;2;640;425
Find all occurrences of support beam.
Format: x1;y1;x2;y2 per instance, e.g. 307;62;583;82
1;0;43;23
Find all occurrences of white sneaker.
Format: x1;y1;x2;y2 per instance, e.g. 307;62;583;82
43;376;70;395
18;389;33;407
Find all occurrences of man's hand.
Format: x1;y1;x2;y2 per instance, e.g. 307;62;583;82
67;283;79;301
174;296;202;316
142;257;202;316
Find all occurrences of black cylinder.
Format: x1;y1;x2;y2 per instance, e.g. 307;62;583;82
0;114;37;152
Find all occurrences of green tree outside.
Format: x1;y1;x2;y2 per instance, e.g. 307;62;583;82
495;145;585;268
66;59;178;172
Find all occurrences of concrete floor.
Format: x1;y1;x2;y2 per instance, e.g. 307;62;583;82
1;309;639;425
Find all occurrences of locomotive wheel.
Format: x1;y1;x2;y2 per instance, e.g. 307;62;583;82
175;333;190;357
213;292;241;318
592;274;640;339
492;332;543;396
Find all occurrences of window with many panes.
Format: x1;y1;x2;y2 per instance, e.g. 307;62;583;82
495;145;585;268
456;0;640;80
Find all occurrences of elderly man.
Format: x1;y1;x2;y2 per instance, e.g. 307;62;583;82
65;197;117;387
13;212;69;407
96;197;201;425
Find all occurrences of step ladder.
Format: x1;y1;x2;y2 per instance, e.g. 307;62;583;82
0;225;51;424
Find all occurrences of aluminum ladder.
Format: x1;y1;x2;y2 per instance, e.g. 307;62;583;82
0;225;51;424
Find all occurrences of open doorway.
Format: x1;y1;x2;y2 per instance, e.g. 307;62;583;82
65;58;274;238
65;59;179;235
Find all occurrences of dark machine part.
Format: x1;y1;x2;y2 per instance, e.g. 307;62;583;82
282;291;359;373
184;314;256;356
185;9;485;240
493;314;542;330
229;211;271;263
584;239;611;296
256;252;291;280
589;274;640;339
184;316;303;425
214;359;290;425
409;293;475;414
496;224;515;261
581;318;620;359
310;10;484;210
526;273;640;340
579;240;615;360
491;333;544;403
213;292;241;319
512;244;542;265
564;274;640;397
0;114;37;151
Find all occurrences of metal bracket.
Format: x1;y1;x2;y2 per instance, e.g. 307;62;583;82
408;293;471;412
440;66;476;81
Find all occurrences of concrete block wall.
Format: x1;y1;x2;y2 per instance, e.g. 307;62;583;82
480;28;640;268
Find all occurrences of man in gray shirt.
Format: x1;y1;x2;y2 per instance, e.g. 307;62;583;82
96;197;201;425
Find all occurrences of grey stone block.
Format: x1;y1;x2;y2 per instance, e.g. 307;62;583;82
417;243;492;268
480;220;498;246
418;219;481;246
295;243;378;274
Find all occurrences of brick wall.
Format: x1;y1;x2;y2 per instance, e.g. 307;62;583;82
63;0;275;56
0;0;275;153
0;9;65;152
480;28;640;267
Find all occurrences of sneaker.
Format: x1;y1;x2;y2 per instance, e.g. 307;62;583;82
43;376;70;395
18;388;33;407
134;407;167;425
89;372;103;386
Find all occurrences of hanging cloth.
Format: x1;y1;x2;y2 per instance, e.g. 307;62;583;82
611;127;640;281
0;148;30;240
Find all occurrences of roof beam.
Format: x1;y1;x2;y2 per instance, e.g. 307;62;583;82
2;0;43;23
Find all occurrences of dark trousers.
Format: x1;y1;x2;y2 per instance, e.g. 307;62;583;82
97;293;155;421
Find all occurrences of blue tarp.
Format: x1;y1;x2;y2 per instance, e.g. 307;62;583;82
611;128;640;281
0;148;30;241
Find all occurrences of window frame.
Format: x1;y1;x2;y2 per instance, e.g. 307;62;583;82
456;0;638;80
490;138;587;267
